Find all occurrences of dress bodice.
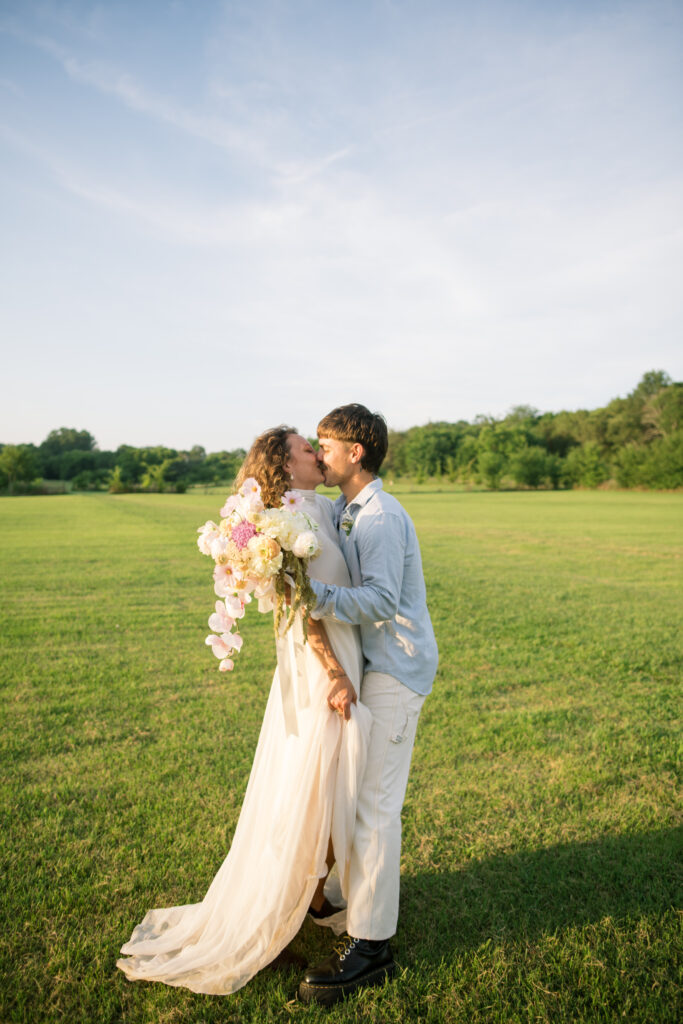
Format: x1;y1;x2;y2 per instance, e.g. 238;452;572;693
293;491;351;589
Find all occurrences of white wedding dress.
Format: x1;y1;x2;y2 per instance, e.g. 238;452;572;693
117;491;372;995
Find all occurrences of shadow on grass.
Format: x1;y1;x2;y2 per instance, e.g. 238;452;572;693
399;826;682;962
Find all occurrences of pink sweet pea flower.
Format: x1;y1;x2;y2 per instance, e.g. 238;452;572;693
219;658;234;672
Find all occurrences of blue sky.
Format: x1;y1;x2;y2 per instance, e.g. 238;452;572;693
1;0;681;451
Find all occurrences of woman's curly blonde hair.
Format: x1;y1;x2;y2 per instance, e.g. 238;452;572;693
234;426;297;508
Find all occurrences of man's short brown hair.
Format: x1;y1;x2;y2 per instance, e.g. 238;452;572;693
317;404;388;475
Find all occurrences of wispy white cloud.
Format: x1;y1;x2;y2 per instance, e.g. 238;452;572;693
1;19;356;186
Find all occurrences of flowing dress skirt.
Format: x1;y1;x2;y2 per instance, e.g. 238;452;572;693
117;493;370;994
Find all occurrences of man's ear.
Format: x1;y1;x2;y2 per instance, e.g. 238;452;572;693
349;442;364;465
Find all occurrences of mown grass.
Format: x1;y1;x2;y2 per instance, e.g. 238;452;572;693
1;490;681;1023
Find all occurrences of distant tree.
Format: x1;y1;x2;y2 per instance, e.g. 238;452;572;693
140;445;178;467
385;422;469;478
383;430;408;477
640;431;683;488
72;468;110;491
509;446;550;488
0;445;38;493
631;369;672;401
563;442;609;488
532;412;578;458
203;449;246;486
455;434;478;481
40;427;96;455
476;422;527;460
114;446;146;485
141;462;168;492
612;444;647;488
641;382;683;440
39;428;96;477
59;449;98;480
478;451;506;489
108;466;128;493
505;405;540;425
614;431;683;489
545;454;564;490
161;456;190;485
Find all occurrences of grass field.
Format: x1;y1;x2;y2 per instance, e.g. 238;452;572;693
1;490;681;1023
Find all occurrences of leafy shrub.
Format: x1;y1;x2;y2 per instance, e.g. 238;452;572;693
563;442;610;488
478;451;506;489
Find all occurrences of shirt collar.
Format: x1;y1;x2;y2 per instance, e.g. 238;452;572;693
345;477;383;511
333;477;382;528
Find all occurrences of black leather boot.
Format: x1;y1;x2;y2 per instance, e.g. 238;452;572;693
298;933;396;1005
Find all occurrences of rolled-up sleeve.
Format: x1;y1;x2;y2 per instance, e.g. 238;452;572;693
310;513;405;624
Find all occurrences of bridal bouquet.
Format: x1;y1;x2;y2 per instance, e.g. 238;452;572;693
197;478;320;671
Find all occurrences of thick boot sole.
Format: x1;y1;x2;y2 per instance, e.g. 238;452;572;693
298;961;396;1006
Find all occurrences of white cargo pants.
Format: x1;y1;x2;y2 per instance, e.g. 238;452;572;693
345;671;425;941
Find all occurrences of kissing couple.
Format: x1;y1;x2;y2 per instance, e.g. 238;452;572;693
117;403;439;1006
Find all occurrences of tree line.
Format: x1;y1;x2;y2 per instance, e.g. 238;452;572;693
383;370;682;490
0;434;247;495
1;371;681;495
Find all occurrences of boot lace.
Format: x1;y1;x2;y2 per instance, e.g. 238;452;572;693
333;935;358;962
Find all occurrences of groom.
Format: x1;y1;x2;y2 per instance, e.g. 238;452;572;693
299;403;439;1006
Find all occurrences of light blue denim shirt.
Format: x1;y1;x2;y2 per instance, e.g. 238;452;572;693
310;479;438;696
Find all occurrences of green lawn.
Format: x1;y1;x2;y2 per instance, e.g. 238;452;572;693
1;490;681;1023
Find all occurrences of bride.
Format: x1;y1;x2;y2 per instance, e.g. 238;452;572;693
116;427;372;995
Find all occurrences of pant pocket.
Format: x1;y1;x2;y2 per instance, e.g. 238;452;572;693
389;710;409;744
392;689;425;744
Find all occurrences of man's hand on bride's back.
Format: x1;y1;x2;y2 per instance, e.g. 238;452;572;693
327;674;357;721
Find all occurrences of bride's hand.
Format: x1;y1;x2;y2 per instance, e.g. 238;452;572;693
327;673;357;721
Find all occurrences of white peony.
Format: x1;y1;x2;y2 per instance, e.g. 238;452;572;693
292;530;320;558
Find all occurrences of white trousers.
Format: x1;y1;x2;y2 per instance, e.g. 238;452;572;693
345;671;425;941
